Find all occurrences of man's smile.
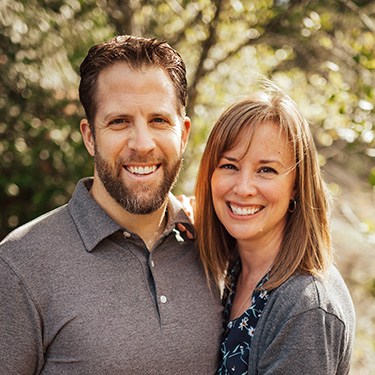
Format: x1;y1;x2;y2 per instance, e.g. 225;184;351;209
125;164;160;176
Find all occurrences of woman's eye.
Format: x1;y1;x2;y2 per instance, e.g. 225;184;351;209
259;166;278;174
219;164;238;171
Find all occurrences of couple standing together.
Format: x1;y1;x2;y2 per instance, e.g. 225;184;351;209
0;35;355;374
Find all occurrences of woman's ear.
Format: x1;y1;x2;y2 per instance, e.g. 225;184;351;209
80;119;95;157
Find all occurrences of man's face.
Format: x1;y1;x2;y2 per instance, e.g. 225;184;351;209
82;63;190;214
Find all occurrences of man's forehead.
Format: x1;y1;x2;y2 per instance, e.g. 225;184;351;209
96;62;183;115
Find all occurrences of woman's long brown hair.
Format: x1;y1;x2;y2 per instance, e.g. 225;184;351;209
195;86;332;290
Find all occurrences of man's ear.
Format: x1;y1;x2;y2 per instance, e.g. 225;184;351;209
80;119;95;157
180;117;191;153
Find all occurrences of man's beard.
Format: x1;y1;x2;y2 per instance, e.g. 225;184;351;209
94;148;182;215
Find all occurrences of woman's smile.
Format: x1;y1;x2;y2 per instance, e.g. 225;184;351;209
227;202;264;217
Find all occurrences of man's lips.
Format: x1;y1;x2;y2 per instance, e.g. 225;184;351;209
125;164;160;176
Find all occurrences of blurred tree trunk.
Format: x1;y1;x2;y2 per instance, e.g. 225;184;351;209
105;0;138;35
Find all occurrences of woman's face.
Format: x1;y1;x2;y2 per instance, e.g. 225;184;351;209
211;121;296;250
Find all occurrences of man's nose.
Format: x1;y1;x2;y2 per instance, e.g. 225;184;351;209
127;121;156;154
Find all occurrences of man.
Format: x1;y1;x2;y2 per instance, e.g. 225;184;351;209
0;35;223;374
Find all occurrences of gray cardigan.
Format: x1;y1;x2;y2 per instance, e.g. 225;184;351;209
247;266;355;374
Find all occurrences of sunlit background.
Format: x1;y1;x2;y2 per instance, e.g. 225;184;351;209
1;1;374;372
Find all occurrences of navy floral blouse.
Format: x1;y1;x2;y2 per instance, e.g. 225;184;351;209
217;262;271;375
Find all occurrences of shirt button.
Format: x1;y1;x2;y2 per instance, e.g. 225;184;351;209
123;231;131;238
160;295;167;304
151;260;155;267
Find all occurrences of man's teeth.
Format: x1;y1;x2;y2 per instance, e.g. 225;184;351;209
230;204;262;216
127;165;157;175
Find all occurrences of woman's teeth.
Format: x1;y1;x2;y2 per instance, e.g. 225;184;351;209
229;204;262;216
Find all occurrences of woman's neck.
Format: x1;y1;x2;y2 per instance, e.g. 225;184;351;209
237;233;282;281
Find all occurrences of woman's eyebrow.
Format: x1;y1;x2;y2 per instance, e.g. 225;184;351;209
221;155;239;162
259;158;282;164
221;155;288;168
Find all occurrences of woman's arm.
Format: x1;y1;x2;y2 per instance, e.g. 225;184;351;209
251;308;351;374
249;270;355;375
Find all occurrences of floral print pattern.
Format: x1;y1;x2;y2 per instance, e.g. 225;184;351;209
217;262;271;375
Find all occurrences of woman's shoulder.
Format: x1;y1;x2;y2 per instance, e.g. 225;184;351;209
268;265;354;322
249;267;355;375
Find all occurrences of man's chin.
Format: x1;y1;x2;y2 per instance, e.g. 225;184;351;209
118;195;167;215
95;153;181;215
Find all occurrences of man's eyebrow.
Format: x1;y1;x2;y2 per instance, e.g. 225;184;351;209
150;111;168;116
149;111;176;121
102;112;132;121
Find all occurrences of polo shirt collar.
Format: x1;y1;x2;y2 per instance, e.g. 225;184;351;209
165;193;195;236
68;178;122;252
68;178;195;252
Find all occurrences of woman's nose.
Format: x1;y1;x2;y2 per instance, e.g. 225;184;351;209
233;171;257;197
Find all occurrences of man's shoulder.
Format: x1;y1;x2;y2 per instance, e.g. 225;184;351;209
0;204;71;252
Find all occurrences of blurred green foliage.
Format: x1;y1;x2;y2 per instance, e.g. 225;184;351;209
0;0;113;236
1;0;375;240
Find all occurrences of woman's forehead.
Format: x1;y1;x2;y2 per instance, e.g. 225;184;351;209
221;121;294;161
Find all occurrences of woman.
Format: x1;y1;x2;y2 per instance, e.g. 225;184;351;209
194;86;355;374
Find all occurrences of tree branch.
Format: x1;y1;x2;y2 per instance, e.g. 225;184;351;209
186;0;225;115
168;10;204;46
339;0;375;32
186;0;314;87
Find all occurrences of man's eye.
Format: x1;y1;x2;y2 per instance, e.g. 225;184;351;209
110;119;126;125
152;118;168;124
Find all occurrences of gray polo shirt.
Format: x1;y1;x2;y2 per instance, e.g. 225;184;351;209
0;178;223;374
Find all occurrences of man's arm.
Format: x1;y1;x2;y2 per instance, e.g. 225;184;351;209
0;257;44;374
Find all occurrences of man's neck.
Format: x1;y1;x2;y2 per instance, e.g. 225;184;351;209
125;204;167;250
125;205;168;250
89;179;168;251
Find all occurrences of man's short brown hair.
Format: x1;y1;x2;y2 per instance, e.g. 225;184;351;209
79;35;188;132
